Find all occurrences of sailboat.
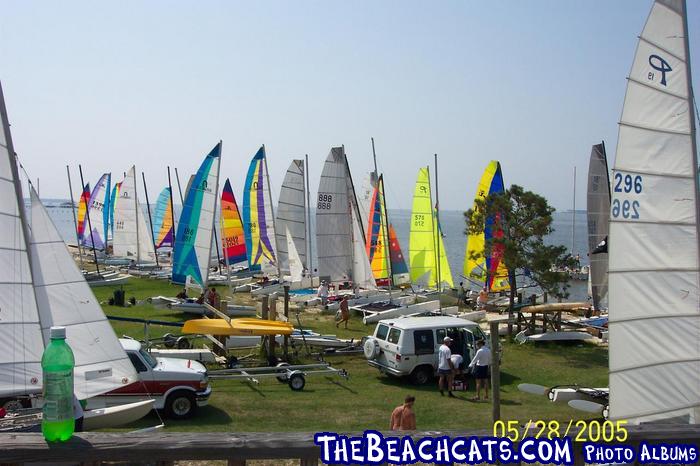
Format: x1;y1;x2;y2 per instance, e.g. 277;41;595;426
366;175;391;286
81;173;111;252
172;142;222;289
76;182;90;244
111;166;157;266
408;167;453;290
586;143;610;312
242;146;278;275
316;146;375;289
275;159;309;285
221;178;247;267
152;187;174;250
387;224;410;285
607;0;699;424
0;80;153;429
463;161;509;292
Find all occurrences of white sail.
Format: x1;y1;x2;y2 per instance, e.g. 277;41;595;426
609;0;699;423
0;81;44;398
316;147;354;283
28;188;137;399
285;226;304;283
351;198;376;289
586;143;610;311
275;160;307;274
113;166;155;263
356;172;377;235
82;173;110;250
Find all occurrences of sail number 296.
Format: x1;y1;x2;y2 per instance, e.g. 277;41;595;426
612;173;642;220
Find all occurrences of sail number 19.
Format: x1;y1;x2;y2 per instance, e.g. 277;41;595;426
612;173;642;220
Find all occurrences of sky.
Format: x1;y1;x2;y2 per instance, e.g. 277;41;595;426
1;0;698;211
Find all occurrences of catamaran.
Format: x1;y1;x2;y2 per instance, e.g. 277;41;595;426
586;142;610;312
0;80;153;430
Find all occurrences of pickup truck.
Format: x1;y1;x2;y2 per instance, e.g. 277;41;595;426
86;339;211;419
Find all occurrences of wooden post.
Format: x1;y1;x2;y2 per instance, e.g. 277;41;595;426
516;293;522;332
261;297;269;320
490;321;500;423
543;292;548;303
284;286;290;359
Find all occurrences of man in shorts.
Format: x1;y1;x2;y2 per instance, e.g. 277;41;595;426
438;337;455;397
389;395;416;431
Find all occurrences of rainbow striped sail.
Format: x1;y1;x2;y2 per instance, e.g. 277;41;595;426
464;161;509;291
366;175;390;281
82;173;111;250
172;143;221;286
242;146;276;270
388;224;410;285
152;187;174;249
221;179;247;265
76;183;90;239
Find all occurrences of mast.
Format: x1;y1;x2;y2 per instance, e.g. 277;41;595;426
167;166;177;254
66;165;84;269
371;137;378;175
141;172;160;268
572;165;576;256
205;140;223;289
262;144;282;279
343;145;368;286
379;175;393;302
174;167;184;204
78;165;101;275
305;153;313;278
433;155;442;311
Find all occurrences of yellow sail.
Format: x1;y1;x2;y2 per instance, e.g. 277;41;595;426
464;161;509;291
409;167;453;288
366;176;390;280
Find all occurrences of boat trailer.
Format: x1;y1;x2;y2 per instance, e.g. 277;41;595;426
209;362;348;391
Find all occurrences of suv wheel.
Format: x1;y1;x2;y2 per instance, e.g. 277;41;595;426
411;366;432;385
165;390;197;419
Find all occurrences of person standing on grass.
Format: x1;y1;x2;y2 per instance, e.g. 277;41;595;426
390;395;416;431
318;281;329;306
469;339;492;401
336;295;350;328
438;337;455;397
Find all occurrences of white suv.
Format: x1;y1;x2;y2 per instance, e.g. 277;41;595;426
364;316;488;385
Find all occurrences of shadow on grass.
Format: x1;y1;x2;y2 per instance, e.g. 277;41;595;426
325;377;359;394
109;405;234;431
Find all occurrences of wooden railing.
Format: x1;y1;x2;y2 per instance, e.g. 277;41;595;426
2;425;700;465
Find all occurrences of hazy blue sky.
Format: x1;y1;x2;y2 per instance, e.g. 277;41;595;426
1;0;698;211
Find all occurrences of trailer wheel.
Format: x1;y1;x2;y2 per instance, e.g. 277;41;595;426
276;363;290;383
163;333;176;348
176;337;190;349
288;372;306;391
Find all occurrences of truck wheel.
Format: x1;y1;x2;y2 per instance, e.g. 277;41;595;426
411;367;432;385
1;398;26;411
288;372;306;391
165;390;197;419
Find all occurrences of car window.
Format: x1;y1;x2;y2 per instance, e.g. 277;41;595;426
376;324;389;341
413;330;434;355
139;348;158;368
387;328;401;344
463;329;475;347
128;352;148;373
472;326;487;342
435;328;446;342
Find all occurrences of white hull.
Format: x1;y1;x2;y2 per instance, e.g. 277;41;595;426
167;301;257;317
83;399;155;430
362;300;456;324
520;331;596;343
87;274;130;287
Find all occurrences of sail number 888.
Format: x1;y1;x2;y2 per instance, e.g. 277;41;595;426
318;193;333;210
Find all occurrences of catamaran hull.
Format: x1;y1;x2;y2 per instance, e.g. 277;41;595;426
83;399;155;430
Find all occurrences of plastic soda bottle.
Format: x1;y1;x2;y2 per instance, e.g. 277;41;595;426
41;326;75;441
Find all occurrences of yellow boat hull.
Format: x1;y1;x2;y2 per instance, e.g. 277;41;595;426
182;318;293;336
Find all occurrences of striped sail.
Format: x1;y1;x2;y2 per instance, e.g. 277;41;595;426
586;143;610;311
29;188;137;399
409;167;453;289
109;181;121;238
81;173;111;250
388;224;410;285
112;166;155;263
0;81;43;398
172;143;221;287
152;187;174;249
609;0;700;423
243;147;277;271
366;175;390;281
77;183;90;240
275;160;306;275
464;161;509;291
221;179;247;265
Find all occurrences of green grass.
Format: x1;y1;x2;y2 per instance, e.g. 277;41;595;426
97;277;609;432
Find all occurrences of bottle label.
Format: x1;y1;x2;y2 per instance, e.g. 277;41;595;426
43;370;74;422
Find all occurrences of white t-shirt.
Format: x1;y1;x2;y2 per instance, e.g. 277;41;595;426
450;354;464;369
469;346;492;368
318;285;329;297
438;344;452;370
